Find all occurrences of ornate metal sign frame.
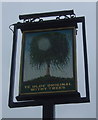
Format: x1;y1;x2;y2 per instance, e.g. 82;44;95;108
8;10;90;108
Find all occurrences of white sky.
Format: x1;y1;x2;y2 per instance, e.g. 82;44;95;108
0;0;97;2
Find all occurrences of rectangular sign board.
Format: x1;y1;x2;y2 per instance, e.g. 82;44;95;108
18;26;77;98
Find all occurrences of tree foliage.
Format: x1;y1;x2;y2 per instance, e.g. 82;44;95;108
30;31;69;71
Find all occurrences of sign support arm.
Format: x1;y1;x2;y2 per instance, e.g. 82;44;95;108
43;103;55;120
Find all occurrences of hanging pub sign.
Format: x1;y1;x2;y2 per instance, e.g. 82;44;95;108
18;26;77;100
9;10;90;108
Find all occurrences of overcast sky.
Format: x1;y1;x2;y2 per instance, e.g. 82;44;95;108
2;2;96;118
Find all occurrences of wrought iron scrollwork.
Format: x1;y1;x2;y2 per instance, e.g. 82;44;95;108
19;10;76;23
23;18;44;23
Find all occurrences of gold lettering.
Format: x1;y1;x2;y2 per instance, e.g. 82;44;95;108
24;85;30;89
66;83;68;86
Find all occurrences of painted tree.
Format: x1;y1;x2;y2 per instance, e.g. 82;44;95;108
30;31;69;76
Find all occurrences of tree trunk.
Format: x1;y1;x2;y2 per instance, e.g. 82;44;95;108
46;63;50;76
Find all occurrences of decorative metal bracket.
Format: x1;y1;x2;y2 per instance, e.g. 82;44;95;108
19;10;76;23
